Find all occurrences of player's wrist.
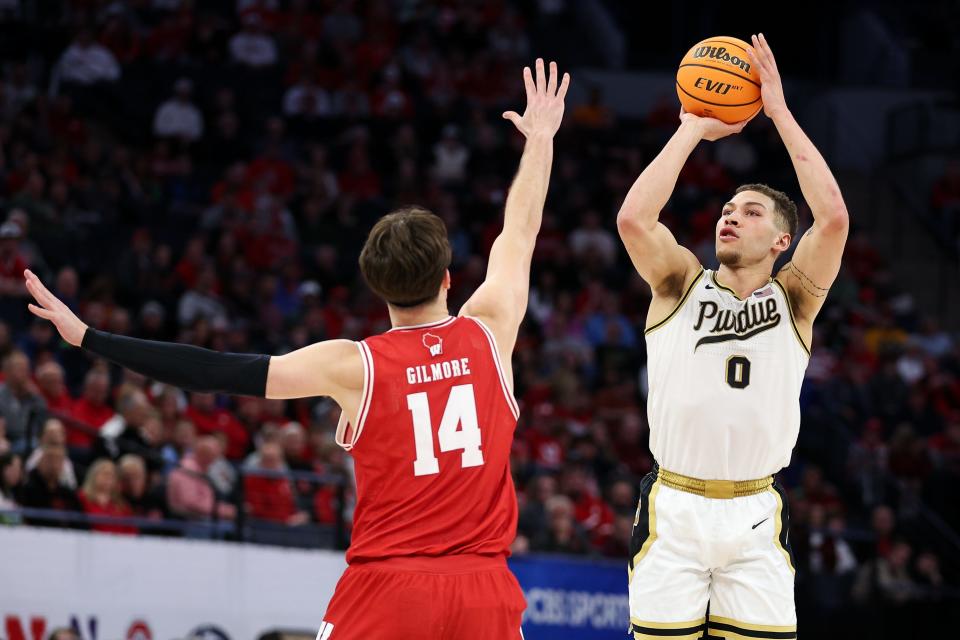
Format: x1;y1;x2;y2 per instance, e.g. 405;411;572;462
767;105;792;124
525;130;555;142
679;118;708;142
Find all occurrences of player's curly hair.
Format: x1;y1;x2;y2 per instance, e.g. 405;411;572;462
359;206;452;307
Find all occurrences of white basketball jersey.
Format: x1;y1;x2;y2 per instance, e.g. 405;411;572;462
645;268;810;480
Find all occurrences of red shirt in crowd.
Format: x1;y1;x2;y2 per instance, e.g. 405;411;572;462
41;388;75;415
244;474;297;523
573;493;615;546
184;405;250;460
67;398;115;448
78;490;137;535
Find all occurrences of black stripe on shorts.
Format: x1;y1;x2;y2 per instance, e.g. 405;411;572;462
707;621;797;639
628;469;659;574
632;622;706;637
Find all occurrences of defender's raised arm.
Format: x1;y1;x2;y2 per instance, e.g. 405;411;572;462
460;59;569;363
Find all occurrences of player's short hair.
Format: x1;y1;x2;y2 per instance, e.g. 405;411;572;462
735;183;798;240
359;206;452;308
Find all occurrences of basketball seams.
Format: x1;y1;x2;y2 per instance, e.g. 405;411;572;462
675;82;760;108
677;63;760;87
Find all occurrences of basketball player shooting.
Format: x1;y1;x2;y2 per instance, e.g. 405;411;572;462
23;59;570;640
616;35;848;639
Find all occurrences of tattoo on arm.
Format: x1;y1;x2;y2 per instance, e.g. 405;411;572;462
786;262;829;298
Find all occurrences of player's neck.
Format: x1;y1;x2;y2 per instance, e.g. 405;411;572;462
387;299;451;329
715;263;773;300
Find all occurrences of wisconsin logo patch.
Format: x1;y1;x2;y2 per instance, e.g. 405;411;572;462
423;332;443;357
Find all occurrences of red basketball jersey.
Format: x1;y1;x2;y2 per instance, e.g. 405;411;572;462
336;315;520;563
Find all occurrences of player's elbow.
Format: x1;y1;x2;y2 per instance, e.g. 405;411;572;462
616;210;649;238
822;205;849;233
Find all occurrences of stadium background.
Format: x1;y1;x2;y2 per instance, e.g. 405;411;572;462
0;1;958;638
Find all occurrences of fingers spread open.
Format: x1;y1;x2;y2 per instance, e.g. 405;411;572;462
557;72;570;100
547;61;558;95
523;66;535;99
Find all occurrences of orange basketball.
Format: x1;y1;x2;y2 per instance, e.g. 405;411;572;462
677;36;762;124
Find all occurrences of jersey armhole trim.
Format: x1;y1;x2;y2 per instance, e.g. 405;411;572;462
335;340;374;451
466;316;521;420
644;268;705;336
772;278;812;357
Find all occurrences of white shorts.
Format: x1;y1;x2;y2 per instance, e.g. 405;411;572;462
628;470;797;640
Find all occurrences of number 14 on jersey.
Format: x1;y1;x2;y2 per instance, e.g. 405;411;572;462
407;384;485;476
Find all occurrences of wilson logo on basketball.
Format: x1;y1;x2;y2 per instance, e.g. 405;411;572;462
692;46;751;73
423;332;443;357
694;78;744;95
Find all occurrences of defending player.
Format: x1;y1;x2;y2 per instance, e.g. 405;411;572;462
24;59;570;640
616;35;848;638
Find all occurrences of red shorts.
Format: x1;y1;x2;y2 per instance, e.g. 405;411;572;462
318;555;526;640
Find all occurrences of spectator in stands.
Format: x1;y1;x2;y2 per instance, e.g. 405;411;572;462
46;630;79;640
153;78;204;142
206;432;239;498
869;504;898;560
847;417;889;508
56;28;121;87
6;209;52;278
118;454;163;520
853;538;917;635
913;318;953;359
0;350;47;453
0;451;22;512
518;473;556;539
35;362;73;415
228;13;278;69
53;267;80;314
18;444;81;526
600;513;632;558
78;459;136;535
569;211;618;268
184;392;249;460
162;418;196;473
606;478;636;517
280;421;311;472
532;494;591;555
431;125;470;185
0;210;36;288
96;390;163;472
166;435;236;521
244;440;308;525
0;417;8;455
562;463;614;546
806;506;859;576
930;160;960;242
283;75;333;121
67;367;114;450
929;418;960;475
177;265;228;329
25;418;77;489
0;63;36;120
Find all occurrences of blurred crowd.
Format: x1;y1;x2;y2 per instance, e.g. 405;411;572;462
0;0;959;634
931;159;960;254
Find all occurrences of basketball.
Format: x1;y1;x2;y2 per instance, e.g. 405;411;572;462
677;36;762;123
